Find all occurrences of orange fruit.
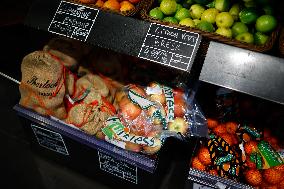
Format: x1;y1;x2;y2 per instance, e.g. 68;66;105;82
95;0;104;7
245;169;262;187
191;157;206;171
103;0;120;11
79;0;96;3
263;168;282;185
198;147;212;166
274;164;284;173
208;169;218;176
246;159;256;169
244;141;258;155
226;122;238;134
129;0;140;4
213;124;227;136
129;84;146;97
231;134;239;145
220;133;234;146
243;133;251;142
278;179;284;189
207;118;218;129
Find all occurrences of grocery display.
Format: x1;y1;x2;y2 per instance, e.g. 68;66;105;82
142;0;280;52
18;37;207;155
3;0;284;188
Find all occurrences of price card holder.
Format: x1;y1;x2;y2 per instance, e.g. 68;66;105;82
48;0;99;41
31;124;69;156
138;23;201;72
98;151;138;184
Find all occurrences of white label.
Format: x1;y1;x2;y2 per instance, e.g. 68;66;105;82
193;183;214;189
98;151;138;184
31;124;69;155
105;136;126;149
48;0;99;41
146;85;163;95
163;86;175;122
138;23;200;72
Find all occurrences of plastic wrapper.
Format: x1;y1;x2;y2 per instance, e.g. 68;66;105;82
96;82;207;155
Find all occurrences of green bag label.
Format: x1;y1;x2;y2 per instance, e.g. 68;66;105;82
128;89;155;110
163;86;174;122
103;117;159;147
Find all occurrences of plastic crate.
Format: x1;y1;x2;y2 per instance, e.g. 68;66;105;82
14;104;199;189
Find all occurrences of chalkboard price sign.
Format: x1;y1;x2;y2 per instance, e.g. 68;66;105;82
138;23;201;72
48;0;99;41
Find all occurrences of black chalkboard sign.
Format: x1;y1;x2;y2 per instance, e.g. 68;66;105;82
48;0;99;41
138;23;201;72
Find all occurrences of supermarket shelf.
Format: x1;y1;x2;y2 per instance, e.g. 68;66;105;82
24;0;284;104
24;0;201;73
200;42;284;105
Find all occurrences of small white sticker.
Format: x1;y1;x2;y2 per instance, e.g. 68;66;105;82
31;124;69;155
98;151;138;184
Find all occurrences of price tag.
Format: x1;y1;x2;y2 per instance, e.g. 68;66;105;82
31;124;69;155
48;0;99;41
98;151;138;184
138;23;201;72
193;183;214;189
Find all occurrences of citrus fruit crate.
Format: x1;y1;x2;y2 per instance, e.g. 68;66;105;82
140;0;280;52
67;0;146;16
13;104;199;189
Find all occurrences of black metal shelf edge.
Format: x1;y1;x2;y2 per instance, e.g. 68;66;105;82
200;41;284;105
13;104;157;173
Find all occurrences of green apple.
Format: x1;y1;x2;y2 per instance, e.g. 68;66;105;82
197;21;215;32
149;7;164;20
160;0;177;15
193;19;201;25
255;15;277;33
201;8;219;24
229;3;240;21
189;4;205;19
168;117;188;134
232;22;248;37
163;17;179;24
235;32;254;44
254;32;269;45
239;8;258;24
216;12;234;28
175;8;191;21
179;18;195;27
215;27;232;38
176;4;183;11
215;0;230;12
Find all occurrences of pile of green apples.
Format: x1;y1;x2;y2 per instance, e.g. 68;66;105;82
149;0;277;45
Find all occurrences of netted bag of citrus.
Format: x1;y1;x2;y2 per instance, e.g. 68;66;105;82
149;0;277;45
78;0;140;12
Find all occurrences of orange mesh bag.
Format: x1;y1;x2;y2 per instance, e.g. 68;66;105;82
19;51;69;119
